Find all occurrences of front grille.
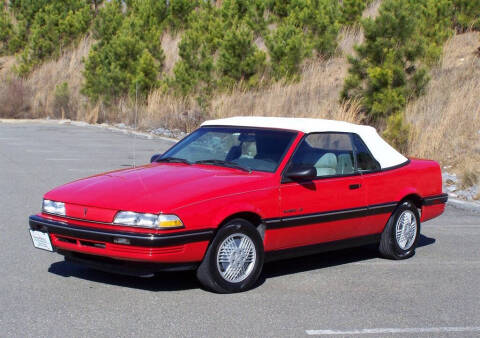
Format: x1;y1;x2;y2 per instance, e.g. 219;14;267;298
51;234;185;256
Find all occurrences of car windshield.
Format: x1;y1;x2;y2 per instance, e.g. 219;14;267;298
158;127;297;172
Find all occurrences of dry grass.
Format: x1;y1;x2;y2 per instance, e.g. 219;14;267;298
0;55;16;78
0;24;363;131
136;28;362;134
460;165;479;189
161;32;181;76
406;32;480;175
363;0;382;19
337;26;363;56
140;91;203;133
210;57;351;120
24;36;93;120
0;77;31;118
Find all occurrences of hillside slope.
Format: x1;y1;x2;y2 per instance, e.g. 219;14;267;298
0;0;479;192
407;32;480;192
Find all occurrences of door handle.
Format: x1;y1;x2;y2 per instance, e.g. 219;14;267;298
349;184;361;190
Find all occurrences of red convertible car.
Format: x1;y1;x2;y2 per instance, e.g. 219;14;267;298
29;117;447;293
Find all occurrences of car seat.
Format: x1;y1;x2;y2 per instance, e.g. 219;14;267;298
314;153;337;176
336;154;354;174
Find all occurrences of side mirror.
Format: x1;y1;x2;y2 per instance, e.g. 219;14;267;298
285;166;317;181
150;154;161;163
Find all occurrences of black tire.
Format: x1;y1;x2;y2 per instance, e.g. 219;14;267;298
196;219;264;293
379;201;421;260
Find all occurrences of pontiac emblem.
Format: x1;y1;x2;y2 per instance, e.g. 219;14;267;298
83;207;88;217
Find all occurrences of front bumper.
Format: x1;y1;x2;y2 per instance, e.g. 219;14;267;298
29;215;213;265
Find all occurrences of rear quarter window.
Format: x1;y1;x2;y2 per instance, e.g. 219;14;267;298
352;134;381;172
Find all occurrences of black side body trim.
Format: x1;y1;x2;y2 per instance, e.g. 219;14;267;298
423;193;448;206
265;234;381;262
29;215;214;247
264;202;397;229
59;250;198;275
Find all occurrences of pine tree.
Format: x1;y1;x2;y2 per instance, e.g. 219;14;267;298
0;6;13;54
217;23;266;87
168;0;198;30
267;22;311;80
93;0;124;45
132;49;159;97
453;0;480;32
16;0;94;75
83;0;166;102
341;0;429;120
286;0;340;57
339;0;368;26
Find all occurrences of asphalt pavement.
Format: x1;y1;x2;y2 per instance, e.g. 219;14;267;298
0;120;479;337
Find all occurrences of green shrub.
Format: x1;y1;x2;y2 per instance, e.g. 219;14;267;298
16;1;94;75
341;0;446;121
83;0;165;102
6;0;50;53
168;0;199;30
267;23;311;80
172;30;215;98
419;0;454;65
270;0;290;18
93;0;124;45
221;0;267;33
217;23;266;87
339;0;368;26
132;49;159;98
453;0;480;32
53;82;71;119
382;112;410;153
83;31;161;102
9;0;51;24
286;0;340;57
0;7;13;54
170;3;222;98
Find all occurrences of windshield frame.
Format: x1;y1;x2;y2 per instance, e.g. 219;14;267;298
158;126;298;173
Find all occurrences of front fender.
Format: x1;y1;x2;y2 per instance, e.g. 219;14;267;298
173;187;280;230
210;202;264;228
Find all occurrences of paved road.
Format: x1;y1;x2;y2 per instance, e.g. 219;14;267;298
1;121;479;337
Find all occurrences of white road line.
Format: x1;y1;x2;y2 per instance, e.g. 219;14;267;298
351;261;480;266
45;158;83;161
306;326;480;335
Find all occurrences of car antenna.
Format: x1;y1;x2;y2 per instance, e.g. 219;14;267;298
132;82;138;168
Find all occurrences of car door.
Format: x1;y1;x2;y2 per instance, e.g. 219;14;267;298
350;133;399;235
266;132;367;251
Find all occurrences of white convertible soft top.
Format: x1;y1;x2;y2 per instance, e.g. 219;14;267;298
201;116;408;169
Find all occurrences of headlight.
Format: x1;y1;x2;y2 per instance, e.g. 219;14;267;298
113;211;183;229
42;199;66;216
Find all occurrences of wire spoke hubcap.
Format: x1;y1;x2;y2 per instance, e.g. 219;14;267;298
217;233;256;283
395;210;417;250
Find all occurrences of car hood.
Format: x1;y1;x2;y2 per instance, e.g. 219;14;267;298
44;163;274;214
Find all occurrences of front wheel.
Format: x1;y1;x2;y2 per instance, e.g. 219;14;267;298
379;201;421;260
196;219;264;293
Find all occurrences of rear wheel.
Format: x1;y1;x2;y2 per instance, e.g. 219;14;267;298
196;219;264;293
379;201;420;260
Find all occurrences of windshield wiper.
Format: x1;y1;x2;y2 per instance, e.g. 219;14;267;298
195;159;251;173
155;157;192;165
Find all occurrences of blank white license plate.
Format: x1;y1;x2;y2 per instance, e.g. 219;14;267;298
30;230;53;252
